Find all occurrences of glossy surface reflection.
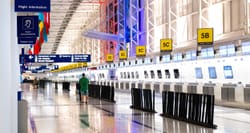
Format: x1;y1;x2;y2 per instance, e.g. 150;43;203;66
22;82;250;133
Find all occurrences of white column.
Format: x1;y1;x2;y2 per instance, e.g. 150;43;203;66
0;0;18;133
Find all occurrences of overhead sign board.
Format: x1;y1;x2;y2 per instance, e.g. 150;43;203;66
106;54;114;62
17;16;38;38
136;46;146;56
197;28;213;45
119;50;127;59
19;54;91;63
160;39;172;52
15;0;51;12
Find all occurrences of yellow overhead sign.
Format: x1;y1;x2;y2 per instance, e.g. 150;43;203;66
106;54;114;62
119;50;127;59
160;39;172;51
197;28;213;45
136;46;146;56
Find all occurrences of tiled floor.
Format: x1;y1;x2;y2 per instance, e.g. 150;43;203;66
21;82;250;133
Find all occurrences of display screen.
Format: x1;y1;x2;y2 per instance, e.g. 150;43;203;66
195;67;203;79
223;66;233;79
208;67;217;79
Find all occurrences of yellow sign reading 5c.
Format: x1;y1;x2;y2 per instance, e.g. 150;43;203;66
119;50;127;59
160;39;172;51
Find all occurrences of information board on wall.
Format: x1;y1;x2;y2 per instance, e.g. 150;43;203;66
197;28;213;45
160;39;172;52
15;0;51;12
119;50;127;59
106;54;114;62
136;46;146;56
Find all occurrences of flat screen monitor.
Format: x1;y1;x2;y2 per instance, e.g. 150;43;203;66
223;66;233;79
195;67;203;79
208;67;217;79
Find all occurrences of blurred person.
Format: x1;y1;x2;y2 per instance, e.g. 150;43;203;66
79;73;89;103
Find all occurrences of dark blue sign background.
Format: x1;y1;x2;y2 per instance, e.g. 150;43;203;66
17;16;38;38
18;37;36;44
15;0;51;12
19;54;91;63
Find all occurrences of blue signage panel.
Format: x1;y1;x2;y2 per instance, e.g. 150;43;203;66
17;16;38;38
18;37;36;44
15;0;51;12
20;54;91;63
73;54;91;62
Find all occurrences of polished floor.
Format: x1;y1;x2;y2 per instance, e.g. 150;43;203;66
21;82;250;133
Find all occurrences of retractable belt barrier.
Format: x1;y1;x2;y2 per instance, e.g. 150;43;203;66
131;88;156;113
88;84;115;102
62;82;70;91
161;91;217;128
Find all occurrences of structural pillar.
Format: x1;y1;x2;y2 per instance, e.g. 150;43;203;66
0;0;19;132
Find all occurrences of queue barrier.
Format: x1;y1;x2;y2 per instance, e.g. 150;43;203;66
88;84;115;102
62;82;70;91
161;91;217;128
131;88;156;113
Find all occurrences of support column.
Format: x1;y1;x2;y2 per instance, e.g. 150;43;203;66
0;0;18;133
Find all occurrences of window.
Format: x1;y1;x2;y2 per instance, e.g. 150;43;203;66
150;70;155;79
223;66;233;79
165;69;170;79
208;67;217;79
186;50;197;60
124;72;126;79
173;53;182;62
173;69;180;79
201;47;214;58
144;71;149;79
157;70;162;79
195;67;203;79
242;42;250;55
162;55;171;63
219;44;235;57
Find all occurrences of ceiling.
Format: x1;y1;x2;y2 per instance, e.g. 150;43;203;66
39;0;101;55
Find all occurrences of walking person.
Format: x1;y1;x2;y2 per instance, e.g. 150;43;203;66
79;73;89;103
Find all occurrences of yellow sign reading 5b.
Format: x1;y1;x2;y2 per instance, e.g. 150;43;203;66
197;28;213;45
119;50;127;59
136;46;146;56
106;54;113;62
160;39;172;51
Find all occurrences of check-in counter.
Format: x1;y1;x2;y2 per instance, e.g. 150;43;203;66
203;83;215;95
162;82;171;92
187;83;198;94
153;82;161;93
221;84;236;102
174;82;183;92
244;85;250;103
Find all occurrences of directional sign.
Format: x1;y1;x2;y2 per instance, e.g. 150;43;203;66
19;54;91;63
17;16;38;38
197;28;213;45
160;39;172;52
119;50;127;59
106;54;114;62
136;46;146;56
15;0;51;12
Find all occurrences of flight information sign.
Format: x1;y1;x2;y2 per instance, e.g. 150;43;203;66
19;54;91;63
160;39;172;52
136;46;146;56
197;28;213;45
106;54;114;62
15;0;51;12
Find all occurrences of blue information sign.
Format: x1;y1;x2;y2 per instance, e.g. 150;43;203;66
18;37;36;44
19;54;91;63
15;0;51;12
17;16;38;38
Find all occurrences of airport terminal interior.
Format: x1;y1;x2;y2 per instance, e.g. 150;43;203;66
1;0;250;133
